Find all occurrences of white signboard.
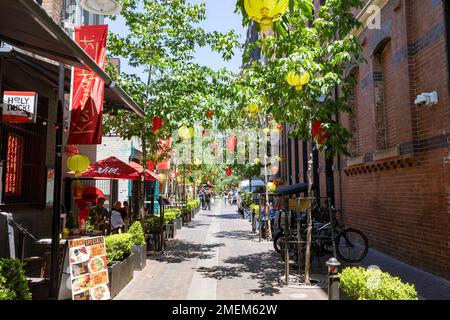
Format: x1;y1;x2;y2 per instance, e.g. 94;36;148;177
2;91;38;123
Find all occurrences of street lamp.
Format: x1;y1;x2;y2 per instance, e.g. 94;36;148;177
80;0;122;15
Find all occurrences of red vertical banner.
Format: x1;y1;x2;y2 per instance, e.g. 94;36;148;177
68;25;108;145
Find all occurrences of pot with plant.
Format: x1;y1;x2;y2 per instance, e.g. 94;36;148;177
128;222;147;271
144;216;164;251
105;233;135;298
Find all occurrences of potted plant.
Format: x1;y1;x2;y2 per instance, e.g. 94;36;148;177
181;206;190;225
144;216;164;251
339;267;418;300
128;222;147;271
173;209;183;230
0;259;32;300
164;210;178;239
105;233;135;299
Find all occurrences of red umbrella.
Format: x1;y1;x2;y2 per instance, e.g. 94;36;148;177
75;187;105;208
128;161;160;181
82;156;142;180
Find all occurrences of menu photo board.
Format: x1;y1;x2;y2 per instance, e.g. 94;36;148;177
68;237;110;300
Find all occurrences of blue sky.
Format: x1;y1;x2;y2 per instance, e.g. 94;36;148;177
106;1;247;81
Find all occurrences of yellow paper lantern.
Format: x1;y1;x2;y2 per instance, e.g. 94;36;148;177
67;153;90;177
267;182;277;192
286;71;310;91
247;103;259;115
159;173;167;181
244;0;289;32
263;128;271;135
178;126;192;140
254;158;261;165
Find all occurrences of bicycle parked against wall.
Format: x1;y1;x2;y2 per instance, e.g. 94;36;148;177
273;199;369;264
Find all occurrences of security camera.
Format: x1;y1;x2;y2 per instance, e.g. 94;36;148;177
415;91;438;106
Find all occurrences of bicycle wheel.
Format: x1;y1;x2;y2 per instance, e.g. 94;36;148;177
273;231;283;253
336;228;369;263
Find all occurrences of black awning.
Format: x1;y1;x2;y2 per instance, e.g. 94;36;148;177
0;46;142;114
0;0;144;117
275;183;308;196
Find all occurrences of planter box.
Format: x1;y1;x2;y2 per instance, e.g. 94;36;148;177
175;217;183;229
165;224;176;239
191;209;195;219
108;252;135;299
146;233;164;252
131;244;147;271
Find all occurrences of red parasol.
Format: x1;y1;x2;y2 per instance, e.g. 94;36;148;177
82;156;142;180
128;161;160;181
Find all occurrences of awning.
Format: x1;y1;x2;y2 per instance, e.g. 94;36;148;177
0;46;139;114
82;156;143;180
0;0;144;117
275;183;308;196
127;162;161;181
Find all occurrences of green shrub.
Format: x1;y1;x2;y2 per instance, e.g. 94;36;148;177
339;267;418;300
105;233;134;264
181;205;191;216
240;191;253;209
249;204;260;217
164;209;181;224
144;216;162;234
0;259;32;300
128;221;146;246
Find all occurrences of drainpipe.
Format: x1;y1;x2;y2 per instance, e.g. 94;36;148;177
49;0;67;299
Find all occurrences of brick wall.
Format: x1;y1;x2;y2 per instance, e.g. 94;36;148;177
41;0;64;24
337;0;450;279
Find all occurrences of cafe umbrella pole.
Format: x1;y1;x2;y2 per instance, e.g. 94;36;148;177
50;62;65;299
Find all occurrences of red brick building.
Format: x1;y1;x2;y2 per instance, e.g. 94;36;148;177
280;0;450;280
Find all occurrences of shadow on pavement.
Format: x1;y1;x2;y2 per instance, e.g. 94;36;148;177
203;213;240;220
195;251;285;296
213;230;258;241
150;240;225;264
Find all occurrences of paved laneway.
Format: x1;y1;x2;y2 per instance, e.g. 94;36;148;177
115;202;328;300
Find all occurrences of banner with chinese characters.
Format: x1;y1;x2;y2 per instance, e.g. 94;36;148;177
67;25;108;145
68;236;110;300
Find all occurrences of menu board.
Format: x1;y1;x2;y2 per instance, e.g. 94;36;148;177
68;237;110;300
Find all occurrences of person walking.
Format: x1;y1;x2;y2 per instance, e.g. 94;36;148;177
199;187;206;210
205;188;212;211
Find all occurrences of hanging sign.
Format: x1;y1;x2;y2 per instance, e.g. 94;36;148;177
68;236;110;300
2;91;38;123
68;25;108;145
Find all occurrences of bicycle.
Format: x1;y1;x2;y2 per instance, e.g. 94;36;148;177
273;201;369;263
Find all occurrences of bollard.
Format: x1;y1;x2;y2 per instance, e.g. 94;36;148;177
326;257;341;300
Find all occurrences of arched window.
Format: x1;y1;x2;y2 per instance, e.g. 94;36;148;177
373;38;392;150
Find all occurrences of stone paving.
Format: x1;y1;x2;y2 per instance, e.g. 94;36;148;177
115;203;328;300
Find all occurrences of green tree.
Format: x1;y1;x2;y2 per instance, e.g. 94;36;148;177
234;0;365;284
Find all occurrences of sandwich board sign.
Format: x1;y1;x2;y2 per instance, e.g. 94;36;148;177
66;236;110;300
2;91;38;123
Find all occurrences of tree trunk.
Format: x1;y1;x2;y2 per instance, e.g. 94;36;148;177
304;145;313;285
140;128;147;223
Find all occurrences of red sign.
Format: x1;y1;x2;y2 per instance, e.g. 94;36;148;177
2;91;38;123
68;25;108;145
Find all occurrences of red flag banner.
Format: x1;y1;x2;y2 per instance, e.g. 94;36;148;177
68;25;108;145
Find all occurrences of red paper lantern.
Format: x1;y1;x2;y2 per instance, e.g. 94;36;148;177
152;116;163;133
271;166;279;174
65;145;79;157
226;167;232;176
312;121;329;145
226;135;237;153
207;110;214;119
